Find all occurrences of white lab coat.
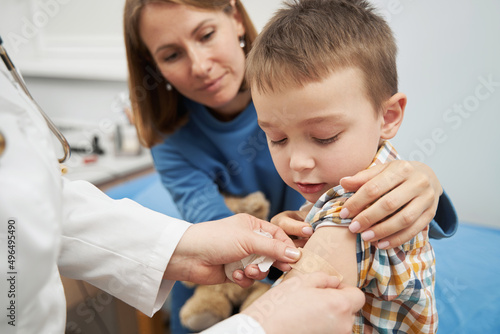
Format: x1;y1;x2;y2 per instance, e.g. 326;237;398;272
0;67;264;333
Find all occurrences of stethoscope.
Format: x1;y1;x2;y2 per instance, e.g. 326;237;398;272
0;35;71;163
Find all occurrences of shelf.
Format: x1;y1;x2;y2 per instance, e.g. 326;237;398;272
17;56;128;82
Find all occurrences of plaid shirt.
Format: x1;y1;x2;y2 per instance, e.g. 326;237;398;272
306;141;437;333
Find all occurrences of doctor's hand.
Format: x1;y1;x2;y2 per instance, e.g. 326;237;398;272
243;272;365;334
163;214;300;287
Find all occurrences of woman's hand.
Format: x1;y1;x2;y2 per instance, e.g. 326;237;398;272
243;272;365;334
270;210;312;248
164;213;301;288
340;160;442;249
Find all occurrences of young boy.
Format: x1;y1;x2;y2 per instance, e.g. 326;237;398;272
246;0;436;333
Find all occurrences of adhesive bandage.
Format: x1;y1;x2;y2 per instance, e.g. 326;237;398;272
289;247;343;281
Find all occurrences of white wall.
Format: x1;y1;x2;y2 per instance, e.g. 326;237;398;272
0;0;129;127
371;0;500;228
1;1;498;227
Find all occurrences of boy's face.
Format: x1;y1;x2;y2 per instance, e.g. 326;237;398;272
254;67;384;203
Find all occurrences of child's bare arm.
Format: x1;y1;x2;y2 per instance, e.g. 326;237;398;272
283;226;358;286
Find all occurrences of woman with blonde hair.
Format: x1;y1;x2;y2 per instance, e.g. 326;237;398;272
123;0;457;332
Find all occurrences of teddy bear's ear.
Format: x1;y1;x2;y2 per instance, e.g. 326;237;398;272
223;191;270;220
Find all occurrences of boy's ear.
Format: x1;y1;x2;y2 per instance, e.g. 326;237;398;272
380;92;406;139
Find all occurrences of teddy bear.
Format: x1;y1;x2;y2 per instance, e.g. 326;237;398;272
179;191;272;332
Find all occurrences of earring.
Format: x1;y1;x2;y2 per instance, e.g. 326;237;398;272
166;82;172;91
239;36;246;48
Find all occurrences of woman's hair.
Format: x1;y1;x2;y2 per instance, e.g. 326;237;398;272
124;0;258;147
246;0;398;112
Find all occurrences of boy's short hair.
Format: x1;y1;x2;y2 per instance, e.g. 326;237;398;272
246;0;398;111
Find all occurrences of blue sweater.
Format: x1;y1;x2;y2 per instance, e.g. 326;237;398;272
151;98;457;237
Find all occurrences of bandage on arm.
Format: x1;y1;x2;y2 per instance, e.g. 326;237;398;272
289;248;344;281
283;226;357;286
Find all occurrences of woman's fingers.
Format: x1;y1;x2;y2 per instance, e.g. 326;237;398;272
340;161;442;248
360;195;436;247
348;171;433;233
374;207;435;249
338;160;444;248
340;161;413;218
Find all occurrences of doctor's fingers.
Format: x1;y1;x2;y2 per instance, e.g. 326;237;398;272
274;274;363;334
332;283;366;314
242;214;301;262
307;280;365;332
323;286;365;334
282;271;341;289
247;214;297;246
284;273;365;313
245;232;302;265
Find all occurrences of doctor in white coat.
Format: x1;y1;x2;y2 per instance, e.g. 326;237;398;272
0;51;364;333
